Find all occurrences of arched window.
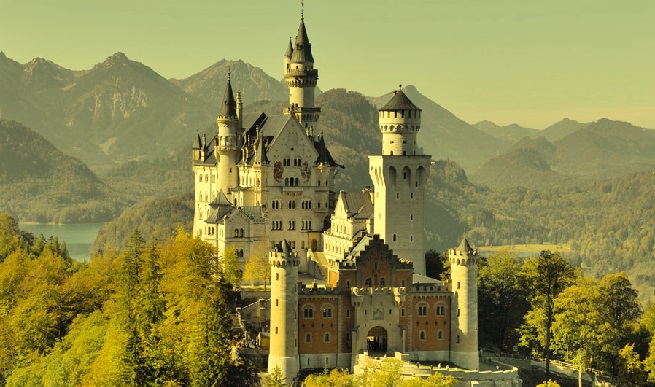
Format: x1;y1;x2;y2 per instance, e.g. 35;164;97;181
303;306;314;319
240;228;244;238
234;229;239;238
438;330;444;340
417;303;428;316
419;330;426;340
305;333;312;343
380;278;386;287
392;234;397;242
322;306;332;318
324;333;330;342
365;278;372;287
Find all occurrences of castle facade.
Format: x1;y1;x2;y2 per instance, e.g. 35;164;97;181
192;12;480;383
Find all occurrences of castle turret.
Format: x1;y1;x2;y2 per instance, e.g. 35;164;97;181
283;14;320;130
268;241;300;383
449;239;479;370
216;76;239;194
369;87;431;275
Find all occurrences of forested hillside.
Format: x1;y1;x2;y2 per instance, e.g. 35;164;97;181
466;171;655;304
91;194;194;255
0;120;128;223
0;214;258;386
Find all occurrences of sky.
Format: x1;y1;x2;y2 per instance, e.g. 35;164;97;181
1;0;654;129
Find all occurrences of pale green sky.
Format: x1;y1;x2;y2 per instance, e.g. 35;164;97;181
1;0;654;128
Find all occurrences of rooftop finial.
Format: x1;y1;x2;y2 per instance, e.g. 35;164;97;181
301;0;304;21
399;84;402;90
228;66;231;81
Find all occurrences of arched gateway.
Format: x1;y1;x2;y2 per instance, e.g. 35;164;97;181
367;326;388;354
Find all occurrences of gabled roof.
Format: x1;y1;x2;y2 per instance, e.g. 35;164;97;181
379;89;420;111
340;190;373;220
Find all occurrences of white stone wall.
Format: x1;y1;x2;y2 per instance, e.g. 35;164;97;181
450;248;479;371
369;155;431;275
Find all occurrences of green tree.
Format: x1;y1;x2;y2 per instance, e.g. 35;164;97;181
243;242;271;290
597;272;642;377
519;250;577;375
616;343;648;386
478;250;529;352
223;243;242;289
303;368;353;387
265;366;286;387
551;277;604;387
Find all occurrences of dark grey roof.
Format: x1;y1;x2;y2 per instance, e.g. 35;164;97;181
193;133;201;148
261;115;293;137
284;37;293;58
210;191;232;206
239;206;266;221
458;239;473;254
219;79;237;118
379;90;420;111
315;135;342;168
291;20;314;63
341;191;373;220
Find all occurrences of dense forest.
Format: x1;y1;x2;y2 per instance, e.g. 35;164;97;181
0;213;259;386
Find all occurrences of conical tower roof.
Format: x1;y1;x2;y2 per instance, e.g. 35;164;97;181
379;88;420;111
284;37;294;58
219;78;237;118
291;19;314;63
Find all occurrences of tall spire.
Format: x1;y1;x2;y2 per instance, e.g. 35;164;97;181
292;4;314;63
219;75;237;118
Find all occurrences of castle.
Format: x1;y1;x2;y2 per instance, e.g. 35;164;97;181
192;10;480;382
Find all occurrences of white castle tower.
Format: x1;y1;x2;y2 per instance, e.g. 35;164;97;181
268;241;300;382
283;12;320;134
368;88;431;275
215;75;240;195
449;239;479;370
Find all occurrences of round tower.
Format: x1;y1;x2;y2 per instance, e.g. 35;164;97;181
449;239;479;370
283;14;320;130
216;76;239;194
378;87;422;156
268;241;300;383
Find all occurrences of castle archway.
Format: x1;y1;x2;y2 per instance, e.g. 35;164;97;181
367;326;388;354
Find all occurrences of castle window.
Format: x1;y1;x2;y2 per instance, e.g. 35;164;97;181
457;335;460;344
365;278;372;287
346;333;351;342
410;214;413;221
322;307;332;318
410;235;413;242
392;234;397;242
436;305;445;316
346;281;350;288
410;193;414;199
457;282;460;289
346;309;350;318
457;309;461;317
285;178;289;186
276;273;279;281
401;279;405;287
275;299;278;307
419;330;426;340
303;307;314;319
324;333;330;343
198;175;202;182
305;333;312;343
396;192;400;199
438;330;444;340
418;304;428;316
380;278;386;287
295;178;300;186
401;308;405;317
234;229;239;238
275;327;278;334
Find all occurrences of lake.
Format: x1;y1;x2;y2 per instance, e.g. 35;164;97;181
19;223;104;262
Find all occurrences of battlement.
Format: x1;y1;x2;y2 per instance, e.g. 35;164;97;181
410;283;450;293
269;252;300;268
298;282;341;295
